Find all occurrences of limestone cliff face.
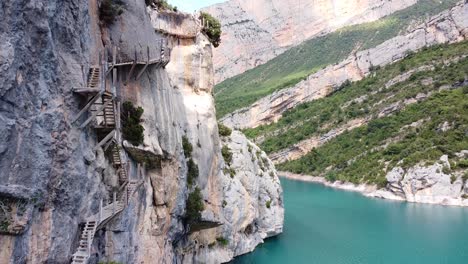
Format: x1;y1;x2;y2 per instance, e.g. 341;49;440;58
0;1;283;263
222;2;468;129
370;154;468;207
204;0;418;83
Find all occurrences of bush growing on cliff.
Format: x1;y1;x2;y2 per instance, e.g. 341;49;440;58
122;101;144;146
221;145;233;165
185;187;204;225
216;237;229;246
199;12;222;48
100;0;125;25
182;136;193;157
187;158;199;187
218;123;232;137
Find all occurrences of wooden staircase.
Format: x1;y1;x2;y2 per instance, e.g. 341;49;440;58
92;93;116;129
71;64;140;264
71;198;126;264
87;67;100;89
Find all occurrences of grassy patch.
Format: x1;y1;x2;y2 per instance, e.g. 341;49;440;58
214;0;459;118
216;237;229;246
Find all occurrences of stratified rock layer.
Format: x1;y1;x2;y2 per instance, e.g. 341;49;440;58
221;2;468;129
0;1;283;263
204;0;418;83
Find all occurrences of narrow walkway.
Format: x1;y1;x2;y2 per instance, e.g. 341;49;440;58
70;46;153;263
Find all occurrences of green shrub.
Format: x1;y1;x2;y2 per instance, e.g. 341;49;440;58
216;237;229;246
462;194;468;199
121;101;144;146
200;12;222;48
442;166;451;175
185;187;204;225
221;145;233;164
456;159;468;169
266;200;271;209
462;172;468;185
187;158;199;187
182;136;193;157
100;0;125;25
463;86;468;94
0;220;9;232
218;123;232;137
450;175;457;184
223;167;236;178
222;200;227;208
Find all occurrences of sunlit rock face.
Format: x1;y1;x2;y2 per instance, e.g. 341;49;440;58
221;2;468;129
0;0;283;263
204;0;418;83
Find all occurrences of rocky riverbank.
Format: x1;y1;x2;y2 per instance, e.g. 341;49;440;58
280;154;468;207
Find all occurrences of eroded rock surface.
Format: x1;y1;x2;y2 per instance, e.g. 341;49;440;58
371;155;468;206
0;1;283;263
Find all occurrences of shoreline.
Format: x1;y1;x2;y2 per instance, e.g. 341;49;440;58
279;171;468;207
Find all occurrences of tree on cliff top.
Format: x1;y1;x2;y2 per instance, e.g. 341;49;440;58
200;12;222;48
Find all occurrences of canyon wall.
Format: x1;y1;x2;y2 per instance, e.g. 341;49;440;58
204;0;418;83
221;2;468;129
0;1;282;263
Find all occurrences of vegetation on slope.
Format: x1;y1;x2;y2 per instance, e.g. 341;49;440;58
273;43;468;187
214;0;460;118
278;87;468;187
244;41;468;153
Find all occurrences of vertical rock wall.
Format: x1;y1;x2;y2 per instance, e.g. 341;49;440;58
0;1;283;263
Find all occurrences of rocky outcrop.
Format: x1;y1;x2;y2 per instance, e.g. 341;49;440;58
192;131;283;262
281;153;468;207
221;2;468;129
149;9;201;38
204;0;418;83
0;1;283;263
371;155;468;206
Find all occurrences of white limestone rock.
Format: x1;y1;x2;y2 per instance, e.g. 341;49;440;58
381;155;468;206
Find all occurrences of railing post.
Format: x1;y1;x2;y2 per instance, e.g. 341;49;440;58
113;192;116;215
99;199;103;223
88;232;92;255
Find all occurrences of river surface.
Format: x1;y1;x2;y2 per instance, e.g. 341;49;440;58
233;178;468;264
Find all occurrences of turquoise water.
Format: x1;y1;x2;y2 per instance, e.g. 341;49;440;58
233;178;468;264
